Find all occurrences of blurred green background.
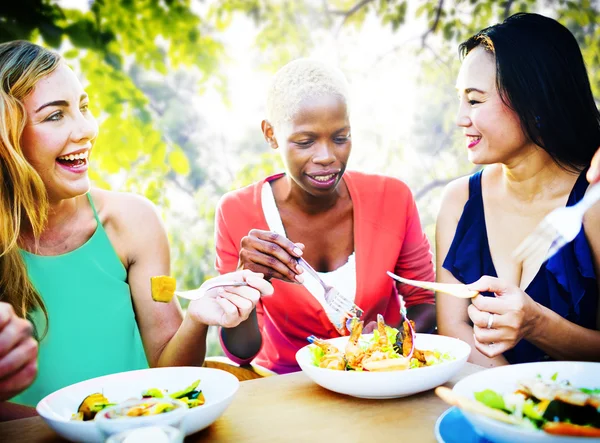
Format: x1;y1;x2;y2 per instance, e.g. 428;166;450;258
2;0;598;356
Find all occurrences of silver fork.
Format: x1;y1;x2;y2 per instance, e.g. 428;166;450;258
297;257;364;319
513;182;600;263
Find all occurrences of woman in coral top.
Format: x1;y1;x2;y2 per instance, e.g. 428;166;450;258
214;59;436;374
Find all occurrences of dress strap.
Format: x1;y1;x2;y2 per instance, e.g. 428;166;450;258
569;168;591;204
86;192;102;224
468;169;484;199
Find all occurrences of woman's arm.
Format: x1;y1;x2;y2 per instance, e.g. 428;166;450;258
214;202;266;362
0;402;37;421
394;188;436;332
220;309;262;361
435;178;508;367
111;193;271;368
0;303;38;402
526;185;600;360
114;194;203;367
531;306;600;361
520;190;599;361
466;276;600;361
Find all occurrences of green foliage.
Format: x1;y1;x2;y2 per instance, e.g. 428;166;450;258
4;0;599;357
231;151;284;191
0;0;223;203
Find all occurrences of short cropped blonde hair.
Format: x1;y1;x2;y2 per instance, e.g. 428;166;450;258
266;58;350;134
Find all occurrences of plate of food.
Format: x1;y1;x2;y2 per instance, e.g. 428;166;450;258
436;361;600;443
36;366;239;443
295;314;471;399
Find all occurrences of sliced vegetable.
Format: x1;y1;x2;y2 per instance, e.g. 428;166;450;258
523;399;548;421
77;393;112;421
169;379;200;399
141;388;165;398
543;422;600;437
474;389;507;411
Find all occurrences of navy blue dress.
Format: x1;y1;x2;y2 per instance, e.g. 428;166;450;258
443;170;598;364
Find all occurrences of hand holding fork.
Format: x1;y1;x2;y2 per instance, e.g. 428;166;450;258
297;257;363;319
238;229;363;326
513;182;600;264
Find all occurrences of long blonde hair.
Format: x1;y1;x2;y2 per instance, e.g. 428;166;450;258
0;41;61;337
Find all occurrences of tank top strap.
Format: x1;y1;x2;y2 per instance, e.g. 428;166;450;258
86;192;101;224
569;167;591;204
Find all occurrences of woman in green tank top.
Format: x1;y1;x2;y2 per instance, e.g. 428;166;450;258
0;41;273;415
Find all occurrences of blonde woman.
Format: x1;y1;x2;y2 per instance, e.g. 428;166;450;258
215;59;435;374
0;40;273;414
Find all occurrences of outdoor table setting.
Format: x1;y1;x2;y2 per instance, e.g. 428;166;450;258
2;323;598;443
1;362;483;442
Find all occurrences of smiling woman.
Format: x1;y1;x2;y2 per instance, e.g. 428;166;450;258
436;13;600;368
0;40;273;415
214;59;437;374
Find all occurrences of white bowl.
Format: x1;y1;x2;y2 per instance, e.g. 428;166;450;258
296;333;470;399
94;397;188;439
452;361;600;443
36;366;239;443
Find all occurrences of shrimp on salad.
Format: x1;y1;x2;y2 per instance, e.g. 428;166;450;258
307;314;453;372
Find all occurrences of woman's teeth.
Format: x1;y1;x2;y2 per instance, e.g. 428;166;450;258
57;152;88;161
312;174;336;182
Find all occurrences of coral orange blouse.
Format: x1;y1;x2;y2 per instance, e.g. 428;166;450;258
215;171;434;373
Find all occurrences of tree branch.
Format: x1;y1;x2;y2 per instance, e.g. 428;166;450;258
421;0;444;47
503;0;515;19
328;0;375;24
414;165;481;201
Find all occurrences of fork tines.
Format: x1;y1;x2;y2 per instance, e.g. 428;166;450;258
512;219;561;264
325;290;363;319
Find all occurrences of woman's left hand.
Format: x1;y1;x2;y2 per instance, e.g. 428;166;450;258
465;276;543;358
186;270;274;328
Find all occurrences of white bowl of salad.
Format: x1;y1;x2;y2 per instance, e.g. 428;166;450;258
295;316;471;399
36;366;239;442
452;361;600;442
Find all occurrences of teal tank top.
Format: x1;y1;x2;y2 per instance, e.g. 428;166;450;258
12;193;149;406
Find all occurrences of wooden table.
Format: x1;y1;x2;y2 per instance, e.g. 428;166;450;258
0;363;483;442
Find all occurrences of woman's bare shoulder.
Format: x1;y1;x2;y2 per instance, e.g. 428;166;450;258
89;188;164;235
438;175;471;221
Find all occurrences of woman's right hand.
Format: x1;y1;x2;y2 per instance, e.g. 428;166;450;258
187;270;274;328
0;303;38;401
238;229;305;283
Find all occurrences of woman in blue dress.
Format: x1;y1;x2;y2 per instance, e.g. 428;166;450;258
436;13;600;367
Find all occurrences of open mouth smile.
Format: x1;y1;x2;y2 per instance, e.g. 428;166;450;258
56;151;89;173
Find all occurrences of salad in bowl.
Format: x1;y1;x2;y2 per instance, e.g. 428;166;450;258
296;315;470;399
439;361;600;443
36;366;239;442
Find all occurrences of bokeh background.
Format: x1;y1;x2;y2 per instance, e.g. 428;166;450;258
3;0;599;355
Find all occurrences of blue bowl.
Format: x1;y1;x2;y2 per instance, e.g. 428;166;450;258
435;407;493;443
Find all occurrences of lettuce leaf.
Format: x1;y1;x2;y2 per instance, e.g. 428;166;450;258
308;345;325;367
371;325;402;358
580;387;600;395
475;389;507;411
